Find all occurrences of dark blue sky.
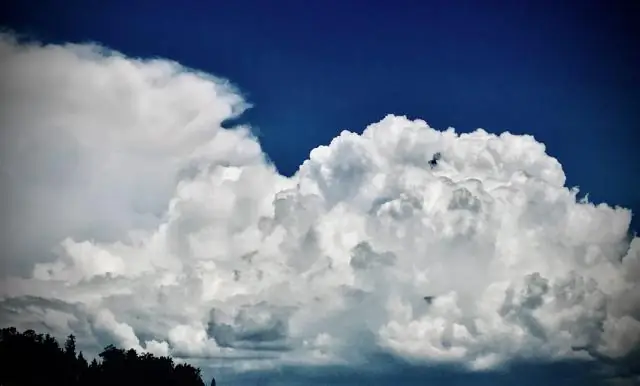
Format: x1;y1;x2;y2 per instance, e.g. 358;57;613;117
2;0;638;232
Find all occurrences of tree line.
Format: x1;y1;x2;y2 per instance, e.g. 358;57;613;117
0;326;216;386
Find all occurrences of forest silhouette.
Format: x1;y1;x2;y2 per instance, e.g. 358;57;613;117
0;327;216;386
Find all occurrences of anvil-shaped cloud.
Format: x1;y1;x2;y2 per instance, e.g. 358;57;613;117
0;33;638;380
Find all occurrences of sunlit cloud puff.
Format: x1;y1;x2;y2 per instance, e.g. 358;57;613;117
0;32;639;375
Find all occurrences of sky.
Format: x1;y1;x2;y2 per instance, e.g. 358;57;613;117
0;1;639;385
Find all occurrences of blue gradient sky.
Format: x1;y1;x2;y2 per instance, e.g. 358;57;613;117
1;1;639;383
2;1;638;228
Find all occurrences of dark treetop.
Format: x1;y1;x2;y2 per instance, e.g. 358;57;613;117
0;327;217;386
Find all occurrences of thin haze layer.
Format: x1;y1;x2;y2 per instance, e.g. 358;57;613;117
0;34;638;377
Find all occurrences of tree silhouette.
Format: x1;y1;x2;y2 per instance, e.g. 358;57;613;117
0;326;214;386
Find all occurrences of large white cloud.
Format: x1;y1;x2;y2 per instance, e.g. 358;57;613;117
0;33;252;276
0;33;638;379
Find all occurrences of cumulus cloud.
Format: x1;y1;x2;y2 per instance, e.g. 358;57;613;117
0;33;251;276
0;33;639;380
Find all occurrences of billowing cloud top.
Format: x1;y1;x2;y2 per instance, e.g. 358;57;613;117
0;33;638;379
